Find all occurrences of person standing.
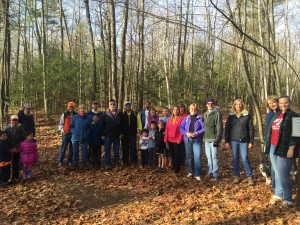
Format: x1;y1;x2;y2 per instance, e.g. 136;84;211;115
204;98;223;181
265;96;299;206
102;99;123;169
17;103;35;137
70;104;91;170
86;101;103;162
180;103;205;181
160;107;170;124
58;102;77;167
5;115;25;180
137;100;151;132
121;101;138;166
225;99;254;186
89;115;104;167
265;95;280;191
164;106;183;174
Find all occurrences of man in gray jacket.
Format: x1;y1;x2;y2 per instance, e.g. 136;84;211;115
204;98;223;181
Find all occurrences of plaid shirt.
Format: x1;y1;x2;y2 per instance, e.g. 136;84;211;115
265;109;300;158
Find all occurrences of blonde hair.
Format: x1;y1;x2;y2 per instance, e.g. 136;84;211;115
231;99;246;113
265;95;278;108
78;104;85;109
189;103;199;111
170;106;181;123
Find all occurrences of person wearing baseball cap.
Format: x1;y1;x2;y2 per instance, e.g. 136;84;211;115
121;101;138;166
57;102;77;167
4;115;25;180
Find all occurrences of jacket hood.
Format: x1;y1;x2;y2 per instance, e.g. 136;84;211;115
229;109;249;116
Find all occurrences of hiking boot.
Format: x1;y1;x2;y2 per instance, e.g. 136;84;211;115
233;176;239;184
248;177;254;186
282;200;295;207
269;195;282;205
58;162;63;167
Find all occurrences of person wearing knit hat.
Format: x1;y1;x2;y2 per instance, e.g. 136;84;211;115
204;98;223;181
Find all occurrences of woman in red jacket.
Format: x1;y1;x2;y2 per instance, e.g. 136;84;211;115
164;106;183;174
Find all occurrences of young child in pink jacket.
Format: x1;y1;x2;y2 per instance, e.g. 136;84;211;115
17;131;39;179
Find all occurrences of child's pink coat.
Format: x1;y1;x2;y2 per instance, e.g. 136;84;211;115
18;140;39;164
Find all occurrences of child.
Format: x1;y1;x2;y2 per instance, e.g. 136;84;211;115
17;131;39;179
89;115;104;167
0;131;11;186
139;129;149;167
148;121;157;166
155;120;166;172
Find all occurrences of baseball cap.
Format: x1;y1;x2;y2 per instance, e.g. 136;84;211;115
206;98;215;104
67;102;75;107
10;115;19;120
124;101;131;106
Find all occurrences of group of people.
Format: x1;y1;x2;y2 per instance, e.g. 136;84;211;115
0;104;38;186
0;96;298;207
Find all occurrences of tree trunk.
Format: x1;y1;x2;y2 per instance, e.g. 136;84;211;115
41;0;48;118
118;0;129;109
84;0;97;101
109;0;118;101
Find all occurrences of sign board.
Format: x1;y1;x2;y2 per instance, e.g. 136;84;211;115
292;117;300;137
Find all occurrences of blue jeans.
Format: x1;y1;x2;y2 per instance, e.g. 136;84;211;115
58;133;73;164
205;142;219;178
104;137;120;167
270;145;293;202
184;140;202;177
231;141;252;177
72;141;88;167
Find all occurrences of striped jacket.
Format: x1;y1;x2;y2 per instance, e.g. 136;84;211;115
265;109;300;158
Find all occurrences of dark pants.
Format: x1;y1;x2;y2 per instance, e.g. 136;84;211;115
169;142;181;173
90;144;102;165
149;148;156;166
180;142;186;166
122;135;137;164
12;153;20;179
0;165;11;183
141;149;149;166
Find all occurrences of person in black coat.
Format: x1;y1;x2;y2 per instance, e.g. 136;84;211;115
17;103;35;137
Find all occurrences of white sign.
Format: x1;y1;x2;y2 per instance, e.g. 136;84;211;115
292;117;300;137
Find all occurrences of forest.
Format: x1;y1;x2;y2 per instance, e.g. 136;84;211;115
1;0;300;224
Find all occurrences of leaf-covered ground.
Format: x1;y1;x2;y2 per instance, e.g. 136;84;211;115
1;118;300;224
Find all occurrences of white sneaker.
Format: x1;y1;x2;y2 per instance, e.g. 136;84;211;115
282;200;295;207
269;195;282;205
187;173;193;177
195;176;201;181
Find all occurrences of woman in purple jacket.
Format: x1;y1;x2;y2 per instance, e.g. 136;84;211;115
180;103;205;181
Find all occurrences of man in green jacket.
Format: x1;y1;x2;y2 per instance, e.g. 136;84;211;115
204;98;223;181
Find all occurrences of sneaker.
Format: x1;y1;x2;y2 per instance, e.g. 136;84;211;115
68;162;73;167
187;173;193;177
210;177;218;181
282;200;295;207
22;173;27;179
248;177;254;186
27;175;31;179
269;195;282;205
195;176;201;181
58;162;63;167
233;176;239;184
105;165;111;170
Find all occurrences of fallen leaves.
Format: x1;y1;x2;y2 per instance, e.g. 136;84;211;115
0;117;300;224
